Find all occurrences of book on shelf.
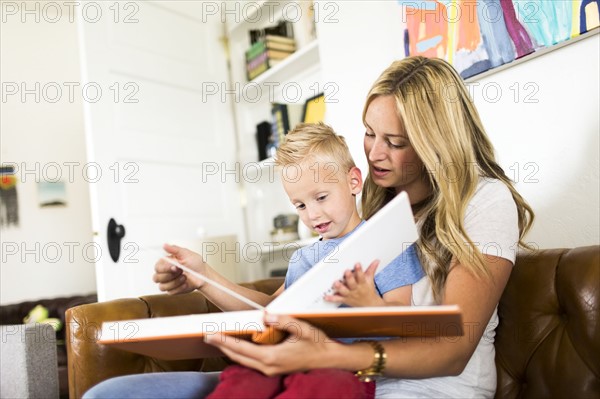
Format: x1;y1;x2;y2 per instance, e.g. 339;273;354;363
264;34;296;45
247;59;283;81
245;37;296;61
246;51;293;80
256;121;272;162
271;103;289;148
258;39;296;53
263;48;294;60
246;53;286;72
244;32;297;81
99;193;464;360
249;20;294;44
246;52;269;71
269;102;304;146
265;41;296;52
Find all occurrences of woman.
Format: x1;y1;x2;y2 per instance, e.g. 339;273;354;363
204;56;534;397
84;56;534;398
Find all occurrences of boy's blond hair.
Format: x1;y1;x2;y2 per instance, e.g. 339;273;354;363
274;122;355;173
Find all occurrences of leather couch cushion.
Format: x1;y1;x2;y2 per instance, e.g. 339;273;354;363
495;246;600;398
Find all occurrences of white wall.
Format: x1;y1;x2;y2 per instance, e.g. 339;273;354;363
0;2;97;305
317;1;599;249
474;35;599;248
1;1;597;306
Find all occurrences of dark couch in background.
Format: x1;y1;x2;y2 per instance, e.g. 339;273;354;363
0;294;97;398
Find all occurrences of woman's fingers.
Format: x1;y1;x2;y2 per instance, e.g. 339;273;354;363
205;333;271;372
265;314;312;336
205;315;332;376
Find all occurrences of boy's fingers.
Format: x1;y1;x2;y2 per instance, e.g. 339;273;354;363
343;269;357;288
333;282;350;296
155;258;182;274
323;294;345;303
158;275;186;293
163;243;181;255
353;263;365;283
364;260;380;278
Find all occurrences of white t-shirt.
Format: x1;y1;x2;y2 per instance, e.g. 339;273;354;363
376;178;519;398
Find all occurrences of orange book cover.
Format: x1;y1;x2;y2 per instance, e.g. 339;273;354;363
99;306;462;360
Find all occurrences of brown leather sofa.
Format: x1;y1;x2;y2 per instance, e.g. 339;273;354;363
66;246;599;398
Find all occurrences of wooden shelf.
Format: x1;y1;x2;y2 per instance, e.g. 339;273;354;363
227;3;322;262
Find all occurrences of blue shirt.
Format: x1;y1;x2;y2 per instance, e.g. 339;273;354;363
284;221;425;294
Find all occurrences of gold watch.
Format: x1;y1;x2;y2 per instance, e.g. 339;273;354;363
355;340;387;382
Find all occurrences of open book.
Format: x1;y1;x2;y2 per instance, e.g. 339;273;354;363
99;192;464;360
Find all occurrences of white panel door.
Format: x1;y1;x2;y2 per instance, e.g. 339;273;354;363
78;1;245;301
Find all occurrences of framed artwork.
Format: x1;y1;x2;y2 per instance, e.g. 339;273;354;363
38;181;67;207
302;93;326;123
399;0;600;79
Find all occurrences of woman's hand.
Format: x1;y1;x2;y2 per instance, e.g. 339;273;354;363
152;243;207;295
325;260;385;307
205;314;346;376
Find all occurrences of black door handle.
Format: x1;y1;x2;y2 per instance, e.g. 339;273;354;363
107;218;126;262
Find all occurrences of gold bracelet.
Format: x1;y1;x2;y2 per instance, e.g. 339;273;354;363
355;340;386;382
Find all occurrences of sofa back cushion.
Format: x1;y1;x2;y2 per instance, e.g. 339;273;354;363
495;246;600;398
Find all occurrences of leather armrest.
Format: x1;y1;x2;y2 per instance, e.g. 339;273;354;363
66;279;284;399
66;292;211;398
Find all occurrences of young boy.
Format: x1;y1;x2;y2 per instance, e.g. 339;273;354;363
156;122;424;308
275;122;424;307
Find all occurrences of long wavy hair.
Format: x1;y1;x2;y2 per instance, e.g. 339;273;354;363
361;57;534;302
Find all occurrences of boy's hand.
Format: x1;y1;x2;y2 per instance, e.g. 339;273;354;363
153;243;208;295
324;260;385;307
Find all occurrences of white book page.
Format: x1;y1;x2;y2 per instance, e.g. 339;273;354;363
99;310;264;342
270;305;460;316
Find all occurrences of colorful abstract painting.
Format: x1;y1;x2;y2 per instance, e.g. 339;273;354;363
399;0;600;78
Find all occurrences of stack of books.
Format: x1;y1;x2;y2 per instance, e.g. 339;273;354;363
246;35;296;81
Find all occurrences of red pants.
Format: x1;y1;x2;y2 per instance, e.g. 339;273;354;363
207;365;375;399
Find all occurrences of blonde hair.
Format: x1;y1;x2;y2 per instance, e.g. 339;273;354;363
275;122;355;173
361;56;534;302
